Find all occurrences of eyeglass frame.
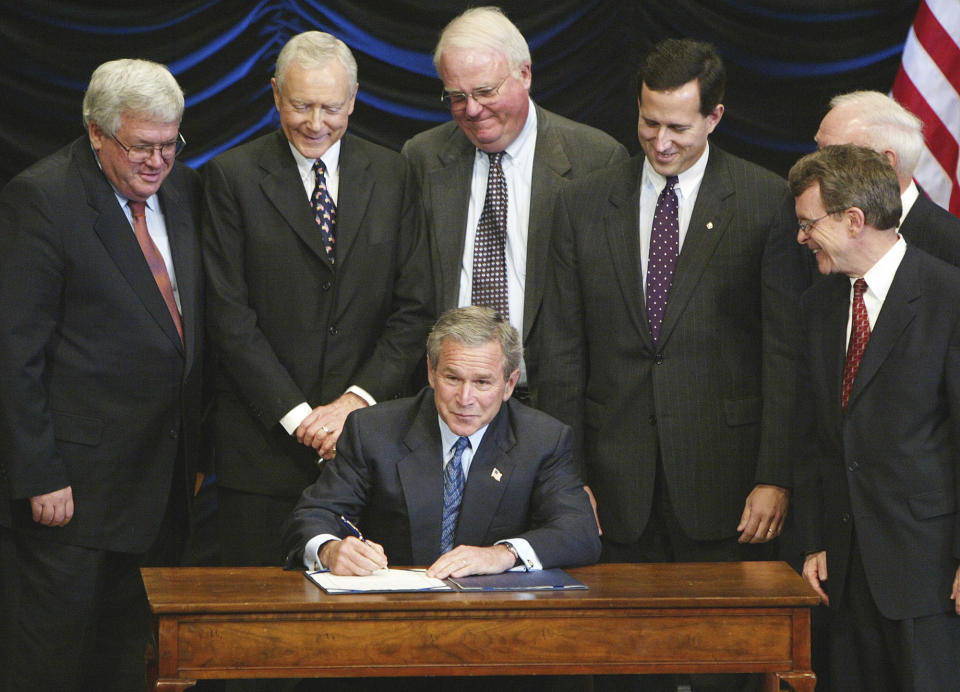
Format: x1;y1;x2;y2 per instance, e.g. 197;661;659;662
797;209;843;235
440;76;510;109
111;132;186;163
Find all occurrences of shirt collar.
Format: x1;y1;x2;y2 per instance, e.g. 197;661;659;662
642;142;710;199
857;235;907;304
438;415;489;458
899;180;920;226
288;138;342;182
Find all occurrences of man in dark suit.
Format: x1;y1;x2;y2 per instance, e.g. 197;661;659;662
202;32;433;571
816;90;960;268
283;306;600;578
791;144;960;691
0;59;203;692
539;38;806;567
402;6;627;405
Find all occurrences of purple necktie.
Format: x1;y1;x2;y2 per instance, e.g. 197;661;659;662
471;151;509;319
311;158;337;263
646;176;679;344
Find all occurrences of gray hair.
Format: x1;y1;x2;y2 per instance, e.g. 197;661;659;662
433;6;531;78
427;306;522;381
82;59;184;136
274;31;358;95
828;91;924;179
788;144;902;232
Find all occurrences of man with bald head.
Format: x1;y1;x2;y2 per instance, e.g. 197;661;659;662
202;31;432;572
402;6;626;406
816;90;960;267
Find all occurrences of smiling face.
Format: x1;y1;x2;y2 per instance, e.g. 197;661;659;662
427;338;519;437
795;183;853;275
89;115;179;202
637;79;722;177
438;46;531;153
272;58;356;159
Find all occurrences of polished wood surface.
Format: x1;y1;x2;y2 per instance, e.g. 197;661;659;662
144;561;818;691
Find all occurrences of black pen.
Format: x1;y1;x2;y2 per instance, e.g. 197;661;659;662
339;515;365;542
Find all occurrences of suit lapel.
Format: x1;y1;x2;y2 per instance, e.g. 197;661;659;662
657;148;733;347
159;178;197;361
847;249;920;410
604;158;654;348
332;134;369;266
77;143;184;352
524;106;572;342
457;404;516;546
258;131;332;266
428;133;475;312
396;395;445;565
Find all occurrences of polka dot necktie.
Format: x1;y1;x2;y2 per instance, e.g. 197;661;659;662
471;151;509;319
842;278;870;410
646;176;679;344
311;158;337;263
440;436;470;555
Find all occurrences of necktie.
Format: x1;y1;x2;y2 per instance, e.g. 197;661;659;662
128;201;183;342
440;436;470;555
472;151;509;319
842;278;870;410
646;175;680;345
311;158;337;263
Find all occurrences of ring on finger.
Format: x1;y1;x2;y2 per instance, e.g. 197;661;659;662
321;425;331;434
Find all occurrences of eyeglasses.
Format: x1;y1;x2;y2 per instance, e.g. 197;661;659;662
797;210;840;234
111;132;185;163
441;76;509;109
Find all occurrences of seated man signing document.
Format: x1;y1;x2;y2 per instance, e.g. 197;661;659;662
282;306;600;578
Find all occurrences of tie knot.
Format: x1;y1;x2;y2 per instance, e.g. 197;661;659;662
853;277;867;296
128;200;146;218
312;158;327;178
487;151;504;169
664;176;678;191
453;436;470;455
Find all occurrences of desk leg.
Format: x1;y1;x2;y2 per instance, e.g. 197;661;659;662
776;672;816;692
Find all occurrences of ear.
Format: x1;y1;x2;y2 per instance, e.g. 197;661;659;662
271;78;282;112
845;206;867;237
88;121;104;152
346;82;359;116
502;368;520;402
518;62;532;91
882;148;898;171
705;103;724;134
426;355;437;390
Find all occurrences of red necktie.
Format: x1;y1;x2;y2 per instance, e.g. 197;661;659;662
841;278;869;409
128;200;183;342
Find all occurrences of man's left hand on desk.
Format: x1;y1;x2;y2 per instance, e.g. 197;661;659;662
426;544;516;579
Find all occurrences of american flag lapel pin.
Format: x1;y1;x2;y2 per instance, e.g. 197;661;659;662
491;468;502;482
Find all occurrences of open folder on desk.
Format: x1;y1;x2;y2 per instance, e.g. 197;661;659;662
306;567;587;594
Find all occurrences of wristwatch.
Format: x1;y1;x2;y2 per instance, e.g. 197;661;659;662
502;541;523;568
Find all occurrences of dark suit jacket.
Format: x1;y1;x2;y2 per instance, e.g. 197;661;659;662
201;130;433;497
899;190;960;268
401;104;627;392
0;136;203;553
795;246;960;620
282;389;601;568
537;148;808;543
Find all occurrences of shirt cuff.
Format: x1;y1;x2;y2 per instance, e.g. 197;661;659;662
280;402;313;435
303;534;340;571
346;385;376;407
498;538;541;571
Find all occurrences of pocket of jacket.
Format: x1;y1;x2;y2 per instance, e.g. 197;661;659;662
908;489;955;520
52;411;104;446
724;396;762;427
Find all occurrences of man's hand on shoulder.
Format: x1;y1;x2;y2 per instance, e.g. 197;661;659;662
296;392;368;458
30;486;74;527
320;536;388;575
737;483;789;543
426;544;516;579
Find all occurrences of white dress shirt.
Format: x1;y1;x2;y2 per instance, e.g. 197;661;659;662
846;236;907;348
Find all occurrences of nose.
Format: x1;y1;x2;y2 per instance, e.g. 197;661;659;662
463;96;484;118
145;146;165;167
655;127;671;150
797;227;808;245
455;381;474;405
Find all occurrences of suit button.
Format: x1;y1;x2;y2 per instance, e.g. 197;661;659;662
328;326;339;336
655;353;664;365
648;415;657;425
841;513;851;524
847;460;858;471
322;281;332;291
169;428;178;439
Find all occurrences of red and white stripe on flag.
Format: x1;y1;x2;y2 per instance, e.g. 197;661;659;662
891;0;960;216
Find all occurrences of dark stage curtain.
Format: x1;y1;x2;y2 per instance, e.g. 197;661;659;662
0;0;919;187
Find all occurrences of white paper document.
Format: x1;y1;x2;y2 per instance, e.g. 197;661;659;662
306;568;453;594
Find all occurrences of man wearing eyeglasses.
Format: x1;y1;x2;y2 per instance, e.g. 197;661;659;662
402;6;627;409
0;59;203;691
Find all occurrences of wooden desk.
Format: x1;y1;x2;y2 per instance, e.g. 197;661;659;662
144;561;818;691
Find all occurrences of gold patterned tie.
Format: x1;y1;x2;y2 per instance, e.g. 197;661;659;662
128;200;183;342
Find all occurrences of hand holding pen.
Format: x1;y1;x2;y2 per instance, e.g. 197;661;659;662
319;515;389;576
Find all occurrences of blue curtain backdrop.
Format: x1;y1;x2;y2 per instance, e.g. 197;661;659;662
0;0;919;187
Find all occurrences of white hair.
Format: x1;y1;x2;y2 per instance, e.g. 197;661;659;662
434;6;531;78
82;59;184;136
274;31;357;94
